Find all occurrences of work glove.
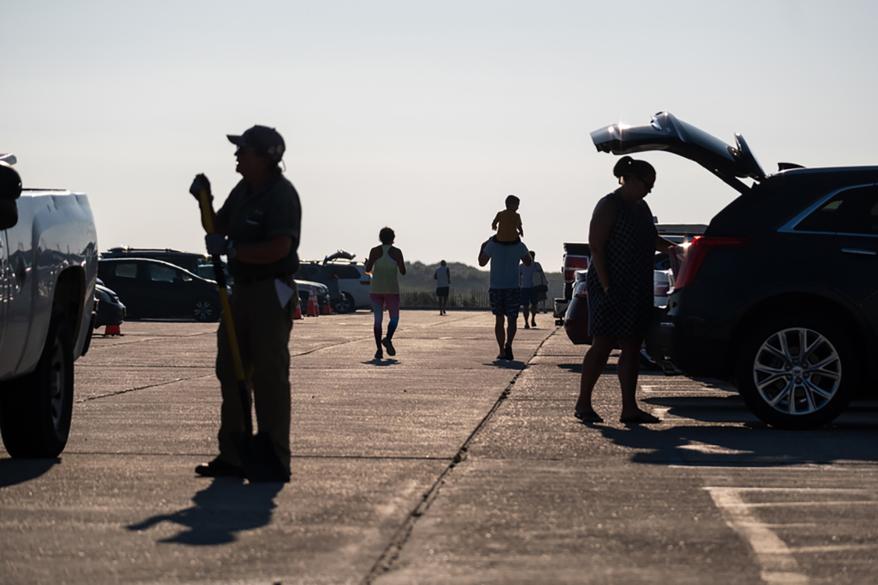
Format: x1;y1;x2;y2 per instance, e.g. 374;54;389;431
189;173;212;201
204;233;228;256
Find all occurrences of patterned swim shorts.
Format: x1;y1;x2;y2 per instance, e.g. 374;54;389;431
489;288;520;318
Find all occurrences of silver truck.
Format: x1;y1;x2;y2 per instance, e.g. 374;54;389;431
0;155;98;458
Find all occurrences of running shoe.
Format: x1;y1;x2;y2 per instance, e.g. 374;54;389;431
374;348;383;361
382;338;396;356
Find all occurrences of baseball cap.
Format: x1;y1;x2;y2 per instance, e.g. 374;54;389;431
227;125;286;162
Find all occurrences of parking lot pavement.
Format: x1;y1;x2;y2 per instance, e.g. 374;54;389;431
3;313;878;584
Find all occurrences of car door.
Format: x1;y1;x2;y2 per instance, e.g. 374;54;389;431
590;111;765;193
102;261;142;317
145;262;186;318
783;183;878;332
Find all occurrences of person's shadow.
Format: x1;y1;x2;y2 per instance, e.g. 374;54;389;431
128;478;283;545
0;457;58;488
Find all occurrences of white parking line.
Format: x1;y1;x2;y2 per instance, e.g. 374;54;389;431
706;486;809;585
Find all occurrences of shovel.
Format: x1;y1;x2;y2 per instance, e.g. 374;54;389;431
193;178;284;482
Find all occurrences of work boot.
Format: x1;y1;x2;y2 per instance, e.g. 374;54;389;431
195;457;244;478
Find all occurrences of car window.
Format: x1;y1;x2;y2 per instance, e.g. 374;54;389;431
329;265;361;279
148;263;178;283
797;185;878;235
114;263;137;279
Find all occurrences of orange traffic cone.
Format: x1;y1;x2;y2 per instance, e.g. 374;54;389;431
320;301;333;315
104;323;123;336
306;295;319;317
293;302;303;320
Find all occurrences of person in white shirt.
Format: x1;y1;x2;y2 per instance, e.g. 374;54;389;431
434;260;451;316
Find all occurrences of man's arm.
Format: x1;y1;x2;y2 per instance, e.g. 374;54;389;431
478;240;491;267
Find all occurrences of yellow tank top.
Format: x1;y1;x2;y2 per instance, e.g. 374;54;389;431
370;245;400;294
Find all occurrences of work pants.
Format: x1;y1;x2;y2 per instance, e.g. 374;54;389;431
215;278;294;474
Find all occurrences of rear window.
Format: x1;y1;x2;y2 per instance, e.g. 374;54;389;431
797;185;878;235
328;265;361;279
114;263;137;279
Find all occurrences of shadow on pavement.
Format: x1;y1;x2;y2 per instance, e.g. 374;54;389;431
485;360;527;370
595;418;878;467
0;457;59;488
363;358;400;367
128;478;283;545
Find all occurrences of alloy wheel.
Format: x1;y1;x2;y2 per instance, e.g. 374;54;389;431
194;300;215;321
752;327;842;416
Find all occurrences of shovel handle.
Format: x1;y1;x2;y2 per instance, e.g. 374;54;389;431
196;190;247;388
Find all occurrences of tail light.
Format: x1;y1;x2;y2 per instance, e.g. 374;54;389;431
674;236;746;290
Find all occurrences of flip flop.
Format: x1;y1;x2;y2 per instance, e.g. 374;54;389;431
575;408;604;423
619;412;661;425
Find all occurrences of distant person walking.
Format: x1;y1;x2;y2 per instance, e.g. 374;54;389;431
519;250;547;329
574;156;677;425
479;237;532;360
434;260;451;315
190;124;300;482
365;227;406;360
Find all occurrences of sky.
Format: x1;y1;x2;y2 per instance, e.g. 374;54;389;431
3;1;877;267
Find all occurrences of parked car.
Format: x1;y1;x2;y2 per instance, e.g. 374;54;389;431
592;111;878;429
553;243;590;325
563;253;676;345
98;258;221;322
94;281;126;329
0;156;98;458
102;247;209;274
294;279;331;310
295;254;372;313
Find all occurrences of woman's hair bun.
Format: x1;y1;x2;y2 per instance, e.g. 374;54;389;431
612;156;634;178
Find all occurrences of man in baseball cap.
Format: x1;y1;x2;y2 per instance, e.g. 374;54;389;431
226;125;286;163
189;124;301;482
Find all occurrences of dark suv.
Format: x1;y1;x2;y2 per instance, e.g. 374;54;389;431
592;112;878;429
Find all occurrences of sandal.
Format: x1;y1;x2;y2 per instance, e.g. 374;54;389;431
575;408;604;423
619;411;661;425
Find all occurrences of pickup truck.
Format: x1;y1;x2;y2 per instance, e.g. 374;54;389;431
0;157;98;458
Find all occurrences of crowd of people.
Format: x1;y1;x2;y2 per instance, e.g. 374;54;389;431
188;125;676;483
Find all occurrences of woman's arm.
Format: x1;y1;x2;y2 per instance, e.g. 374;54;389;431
589;198;617;292
391;247;407;275
655;234;676;253
364;246;379;273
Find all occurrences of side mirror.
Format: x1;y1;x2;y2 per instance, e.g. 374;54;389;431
0;162;22;229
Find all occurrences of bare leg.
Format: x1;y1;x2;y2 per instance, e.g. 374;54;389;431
530;302;538;326
505;314;517;348
494;314;506;356
618;337;653;419
522;305;530;328
575;336;613;413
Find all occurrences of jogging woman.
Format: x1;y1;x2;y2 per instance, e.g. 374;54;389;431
365;227;406;360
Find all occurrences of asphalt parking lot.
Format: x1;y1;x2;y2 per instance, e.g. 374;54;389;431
2;311;877;585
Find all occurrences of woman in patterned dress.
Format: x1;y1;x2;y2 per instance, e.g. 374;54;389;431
574;156;677;424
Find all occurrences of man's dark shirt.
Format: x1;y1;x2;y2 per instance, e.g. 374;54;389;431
216;174;301;283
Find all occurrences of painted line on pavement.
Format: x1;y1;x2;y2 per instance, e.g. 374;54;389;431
706;486;809;585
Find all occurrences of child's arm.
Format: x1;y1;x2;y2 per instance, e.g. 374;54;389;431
492;212;500;230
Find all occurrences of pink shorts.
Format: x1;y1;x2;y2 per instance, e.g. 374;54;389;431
369;293;400;318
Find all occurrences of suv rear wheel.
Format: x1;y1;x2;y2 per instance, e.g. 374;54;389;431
0;319;75;457
736;314;856;429
332;293;355;314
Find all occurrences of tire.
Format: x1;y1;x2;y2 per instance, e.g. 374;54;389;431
735;314;857;429
0;320;75;457
193;299;218;322
332;293;355;314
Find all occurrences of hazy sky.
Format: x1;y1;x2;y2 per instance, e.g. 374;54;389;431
3;1;877;266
